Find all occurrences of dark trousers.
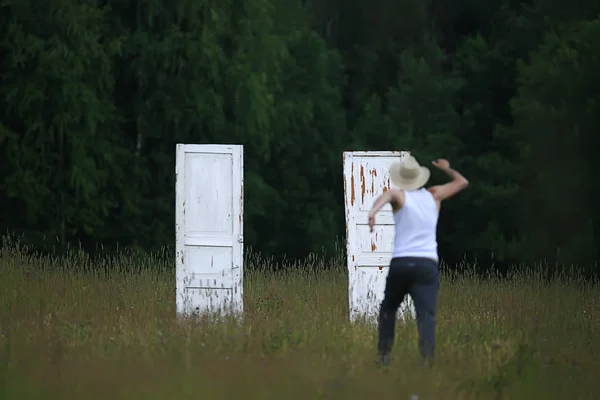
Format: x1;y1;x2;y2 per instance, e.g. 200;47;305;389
377;256;439;366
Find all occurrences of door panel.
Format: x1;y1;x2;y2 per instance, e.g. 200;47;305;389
343;151;415;322
176;144;243;317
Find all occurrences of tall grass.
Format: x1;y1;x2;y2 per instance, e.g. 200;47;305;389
0;237;598;399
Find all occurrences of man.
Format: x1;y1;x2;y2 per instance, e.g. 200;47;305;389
368;155;469;367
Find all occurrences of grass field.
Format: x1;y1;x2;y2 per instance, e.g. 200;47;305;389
1;239;599;400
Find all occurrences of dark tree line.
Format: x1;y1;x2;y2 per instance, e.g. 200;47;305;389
1;0;599;271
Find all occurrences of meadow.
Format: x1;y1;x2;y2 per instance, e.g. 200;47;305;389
0;239;599;400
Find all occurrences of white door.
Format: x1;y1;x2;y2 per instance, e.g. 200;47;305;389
343;151;416;323
175;144;244;318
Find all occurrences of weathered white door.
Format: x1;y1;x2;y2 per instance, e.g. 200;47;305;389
175;144;244;318
343;151;416;323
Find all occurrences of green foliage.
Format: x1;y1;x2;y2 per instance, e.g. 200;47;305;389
0;0;123;245
0;0;599;268
502;18;600;264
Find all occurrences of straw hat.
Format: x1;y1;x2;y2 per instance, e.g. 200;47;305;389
389;155;431;191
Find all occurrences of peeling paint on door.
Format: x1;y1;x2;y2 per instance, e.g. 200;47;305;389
343;151;416;323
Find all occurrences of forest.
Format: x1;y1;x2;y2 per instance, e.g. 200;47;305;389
1;0;599;271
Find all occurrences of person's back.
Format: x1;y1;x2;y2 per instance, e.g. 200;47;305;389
392;188;439;262
367;155;469;368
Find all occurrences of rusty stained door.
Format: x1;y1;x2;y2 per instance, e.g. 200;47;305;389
175;144;244;318
343;151;416;323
